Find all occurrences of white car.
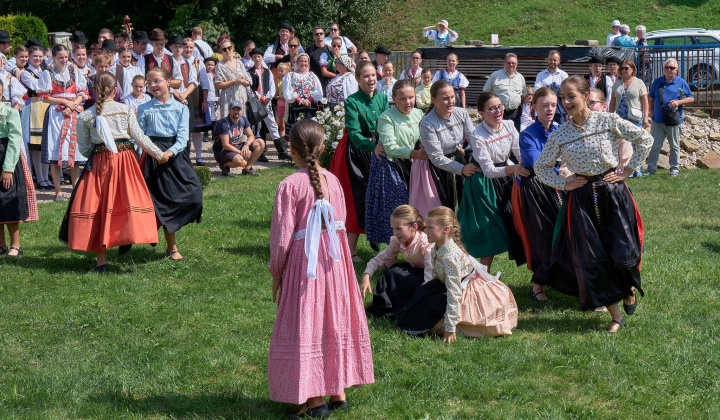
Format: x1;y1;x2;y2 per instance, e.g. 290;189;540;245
643;28;720;89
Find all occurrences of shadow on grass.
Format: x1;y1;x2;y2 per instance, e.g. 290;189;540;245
701;242;720;254
88;391;279;419
681;223;720;232
6;245;163;274
220;244;271;258
235;217;272;230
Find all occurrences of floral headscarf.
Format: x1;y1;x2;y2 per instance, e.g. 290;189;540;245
337;55;355;74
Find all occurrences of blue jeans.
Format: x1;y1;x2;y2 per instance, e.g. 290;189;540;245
647;122;680;172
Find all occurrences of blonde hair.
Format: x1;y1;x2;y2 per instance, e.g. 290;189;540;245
426;206;468;254
391;205;426;231
277;62;291;72
93;71;116;117
92;54;113;67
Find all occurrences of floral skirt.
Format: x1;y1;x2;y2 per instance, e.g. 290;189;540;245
365;155;411;244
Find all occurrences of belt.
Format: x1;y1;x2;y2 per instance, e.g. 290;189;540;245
93;140;134;154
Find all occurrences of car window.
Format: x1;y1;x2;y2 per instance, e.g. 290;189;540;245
659;36;690;46
647;38;659;46
694;36;720;45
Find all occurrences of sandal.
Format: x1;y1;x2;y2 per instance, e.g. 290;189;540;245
623;292;637;316
5;247;22;259
0;246;7;255
607;317;626;333
351;253;363;263
164;250;185;261
529;289;549;302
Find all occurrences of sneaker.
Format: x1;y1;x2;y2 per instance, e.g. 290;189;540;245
242;168;261;176
277;152;293;161
257;152;269;163
670;169;679;177
220;165;231;177
645;170;656;176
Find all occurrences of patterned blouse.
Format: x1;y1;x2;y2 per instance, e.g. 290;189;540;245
535;111;653;190
76;101;164;160
432;239;474;333
282;71;323;104
467;120;522;178
364;231;434;284
215;59;250;119
419;107;475;175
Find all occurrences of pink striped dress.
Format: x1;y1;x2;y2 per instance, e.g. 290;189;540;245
268;169;374;404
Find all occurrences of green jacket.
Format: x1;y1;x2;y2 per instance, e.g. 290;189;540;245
0;104;22;173
344;89;388;152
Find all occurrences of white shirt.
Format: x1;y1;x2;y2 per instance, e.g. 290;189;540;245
606;33;620;46
198;67;218;102
173;57;198;93
192;38;213;60
123;93;151;111
323;36;354;54
432;69;469;88
468;120;522;178
112;64;143;99
533;68;568;91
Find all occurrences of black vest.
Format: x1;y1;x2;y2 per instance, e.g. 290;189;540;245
250;67;272;97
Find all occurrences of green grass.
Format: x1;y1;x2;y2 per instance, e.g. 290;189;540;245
380;0;720;50
1;166;719;418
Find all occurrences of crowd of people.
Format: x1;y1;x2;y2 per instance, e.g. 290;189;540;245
0;19;697;418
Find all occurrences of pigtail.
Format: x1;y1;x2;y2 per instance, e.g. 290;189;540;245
305;153;324;200
93;71;117;121
289;118;326;200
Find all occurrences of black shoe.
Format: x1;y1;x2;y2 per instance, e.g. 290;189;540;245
529;289;549;302
277;152;293;161
328;400;348;412
370;241;380;252
221;164;231;177
623;292;637;316
93;264;107;273
287;404;329;419
242;168;261;176
5;247;22;258
118;244;132;255
257;152;269;163
195;159;205;166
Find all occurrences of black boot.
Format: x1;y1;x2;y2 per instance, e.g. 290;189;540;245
273;138;293;161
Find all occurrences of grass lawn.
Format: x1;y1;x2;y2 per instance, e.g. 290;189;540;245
379;0;720;50
1;165;719;419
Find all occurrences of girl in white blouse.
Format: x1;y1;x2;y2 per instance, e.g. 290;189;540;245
396;206;517;340
458;92;528;270
361;205;434;318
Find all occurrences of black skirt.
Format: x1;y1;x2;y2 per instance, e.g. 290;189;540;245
396;279;448;335
366;262;425;319
345;137;374;231
489;166;526;266
428;150;467;212
145;136;203;233
550;174;643;309
186;95;196;134
286;104;318;136
518;171;575;290
0;137;29;223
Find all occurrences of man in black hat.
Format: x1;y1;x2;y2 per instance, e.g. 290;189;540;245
131;30;149;65
0;31;11;59
264;23;293;69
306;27;335;94
605;56;622;86
248;47;288;161
584;56;612;105
373;45;391;81
101;39;118;62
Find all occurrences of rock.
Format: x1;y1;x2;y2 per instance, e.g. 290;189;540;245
575;40;599;46
680;151;688;158
709;132;720;141
657;154;671;169
692;131;706;140
711;143;720;155
466;108;478;117
660;141;670;155
681;138;701;152
696;151;720;169
464;40;485;46
697;113;709;118
685;115;698;125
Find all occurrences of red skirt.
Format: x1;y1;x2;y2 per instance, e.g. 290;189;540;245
67;148;158;252
329;129;364;234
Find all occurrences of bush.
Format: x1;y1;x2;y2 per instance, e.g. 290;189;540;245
0;14;48;49
194;165;212;187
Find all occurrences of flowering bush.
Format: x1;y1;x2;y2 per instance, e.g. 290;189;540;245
312;102;345;168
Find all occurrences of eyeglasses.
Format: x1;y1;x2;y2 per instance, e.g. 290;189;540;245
314;32;324;36
330;28;339;32
505;62;517;66
664;66;677;70
221;47;232;52
588;100;604;107
486;105;505;113
289;44;299;48
147;79;166;86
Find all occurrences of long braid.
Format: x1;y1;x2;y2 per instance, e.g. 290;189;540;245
93;71;117;120
304;152;324;200
289;119;326;200
427;206;469;255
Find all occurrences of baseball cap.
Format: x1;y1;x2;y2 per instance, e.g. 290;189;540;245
229;100;243;109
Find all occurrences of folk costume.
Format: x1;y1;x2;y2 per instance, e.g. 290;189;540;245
0;104;38;225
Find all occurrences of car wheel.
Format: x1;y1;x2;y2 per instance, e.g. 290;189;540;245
690;64;715;91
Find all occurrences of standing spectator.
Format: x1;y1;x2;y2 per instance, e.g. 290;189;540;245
282;54;323;142
373;45;391;81
609;59;649;129
357;50;371;62
306;27;335;94
534;50;568;123
246;47;281;164
399;50;423;88
130;31;149;65
214;38;251;120
483;53;526;131
646;58;694;176
422;20;458;47
613;25;636;47
276;37;301;70
376;61;397;106
0;31;12;60
114;32;130;50
415;68;433;110
264;23;293;69
324;23;357;56
606;20;621;46
635;25;650;82
432;53;468;108
584;57;612;105
326;37;344;74
191;27;213;60
606;57;621;86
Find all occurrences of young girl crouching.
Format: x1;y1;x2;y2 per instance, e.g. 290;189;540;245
362;205;433;318
397;206;518;341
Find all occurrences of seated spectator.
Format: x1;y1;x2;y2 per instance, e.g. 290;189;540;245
423;20;458;47
213;100;265;177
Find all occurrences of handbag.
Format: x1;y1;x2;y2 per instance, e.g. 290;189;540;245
659;86;681;126
628;107;643;122
245;94;269;126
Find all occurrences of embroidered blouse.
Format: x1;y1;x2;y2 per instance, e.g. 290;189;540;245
468;120;522;178
136;97;190;157
77;101;164;160
282;71;323;104
364;231;434;284
432;239;474;333
419;107;475;175
38;67;89;101
326;72;358;104
535;111;653;190
431;69;469;91
377;107;423;161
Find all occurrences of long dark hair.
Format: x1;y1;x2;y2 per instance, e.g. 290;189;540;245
289;119;325;200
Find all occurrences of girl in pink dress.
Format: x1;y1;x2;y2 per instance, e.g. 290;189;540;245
268;119;374;418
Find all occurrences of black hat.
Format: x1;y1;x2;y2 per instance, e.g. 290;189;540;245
132;30;149;44
101;39;117;50
374;45;391;56
278;23;293;31
249;47;264;57
149;28;167;43
24;38;42;48
606;56;622;65
69;31;87;45
588;56;605;65
168;35;184;46
0;30;12;44
203;57;218;64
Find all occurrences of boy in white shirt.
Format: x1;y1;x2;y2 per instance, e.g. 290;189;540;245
113;47;143;99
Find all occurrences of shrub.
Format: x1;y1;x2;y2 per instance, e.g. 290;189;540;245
0;14;48;49
194;165;212;187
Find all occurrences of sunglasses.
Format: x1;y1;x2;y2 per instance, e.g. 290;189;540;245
664;66;677;70
620;67;631;70
314;32;324;36
289;44;299;48
221;47;232;52
330;28;339;32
